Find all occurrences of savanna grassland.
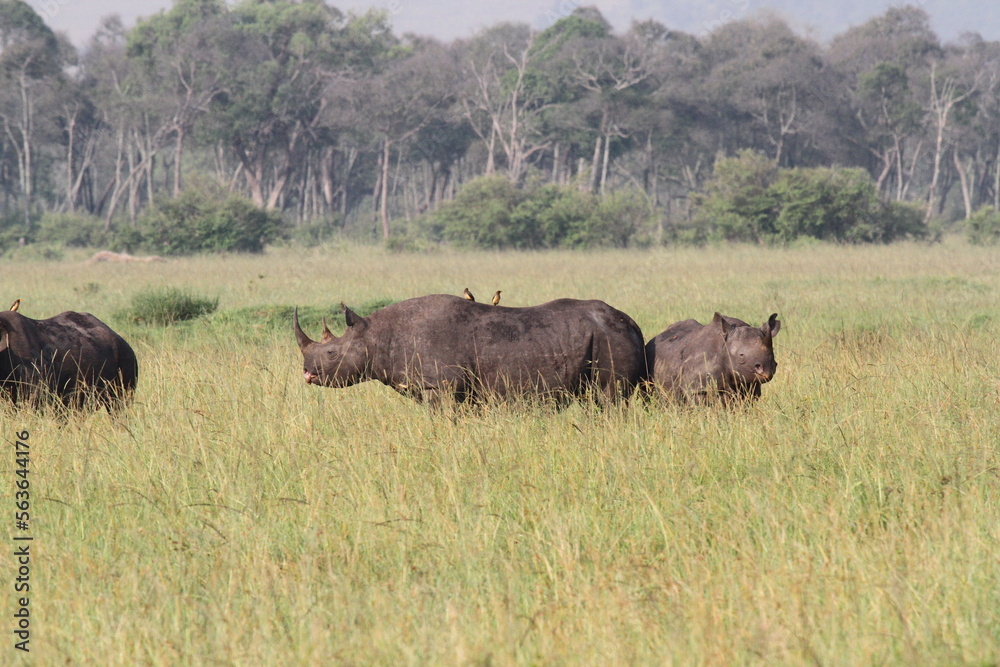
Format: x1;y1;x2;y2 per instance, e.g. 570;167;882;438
1;241;998;665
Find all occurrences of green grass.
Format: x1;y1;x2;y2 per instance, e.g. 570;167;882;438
115;286;219;326
1;240;998;664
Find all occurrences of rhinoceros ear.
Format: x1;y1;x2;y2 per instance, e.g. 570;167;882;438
712;312;731;338
341;303;368;332
764;313;781;338
293;307;315;351
321;317;335;343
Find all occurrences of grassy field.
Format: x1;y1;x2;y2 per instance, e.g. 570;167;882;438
1;240;998;665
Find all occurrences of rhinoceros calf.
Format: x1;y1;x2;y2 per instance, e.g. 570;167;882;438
645;312;780;404
0;310;138;411
294;294;646;404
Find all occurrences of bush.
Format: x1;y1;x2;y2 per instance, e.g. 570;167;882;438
580;189;653;248
692;150;780;243
117;287;219;326
428;175;527;248
966;206;1000;245
1;211;108;254
131;182;284;255
422;174;652;249
288;216;344;247
34;212;108;247
692;151;929;244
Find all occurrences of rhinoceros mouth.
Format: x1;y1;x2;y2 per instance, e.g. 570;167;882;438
303;369;320;384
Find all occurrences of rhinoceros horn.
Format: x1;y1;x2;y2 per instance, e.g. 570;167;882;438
321;317;335;343
293;307;316;351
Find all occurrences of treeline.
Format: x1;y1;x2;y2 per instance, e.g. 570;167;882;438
2;0;1000;252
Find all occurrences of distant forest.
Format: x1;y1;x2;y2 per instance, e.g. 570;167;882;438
2;0;999;245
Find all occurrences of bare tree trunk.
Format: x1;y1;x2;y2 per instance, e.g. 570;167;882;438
127;142;138;222
926;117;947;223
894;134;905;201
67;121;98;214
600;132;611;197
590;134;602;193
320;145;336;213
995;141;1000;210
953;150;973;219
380;135;391;239
173;126;184;197
343;147;358;218
65;111;76;212
873;150;892;199
901;140;923;202
22;74;33;227
486;125;496;174
105;126;126;229
144;128;156;209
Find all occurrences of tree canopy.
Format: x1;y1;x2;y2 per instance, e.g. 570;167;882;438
2;1;999;250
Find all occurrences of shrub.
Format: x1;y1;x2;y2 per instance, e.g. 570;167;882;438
288;216;344;247
132;182;284;255
692;151;928;244
966;206;1000;245
117;287;219;326
691;150;780;243
429;175;527;248
0;211;29;254
580;189;653;248
34;212;108;247
422;174;652;249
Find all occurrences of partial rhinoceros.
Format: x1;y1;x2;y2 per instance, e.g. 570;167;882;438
0;310;138;411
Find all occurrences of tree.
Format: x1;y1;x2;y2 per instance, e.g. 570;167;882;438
348;40;461;238
827;6;940;200
457;23;552;181
561;16;657;195
923;58;987;221
0;0;67;226
203;0;353;209
702;16;828;167
126;0;227;197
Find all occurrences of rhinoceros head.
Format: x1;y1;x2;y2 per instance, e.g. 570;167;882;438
714;312;780;387
294;304;370;387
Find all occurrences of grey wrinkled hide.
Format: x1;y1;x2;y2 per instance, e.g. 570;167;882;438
645;313;780;404
0;311;138;411
295;294;647;405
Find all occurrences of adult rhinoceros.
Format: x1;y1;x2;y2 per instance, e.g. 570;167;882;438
294;294;646;405
0;310;138;411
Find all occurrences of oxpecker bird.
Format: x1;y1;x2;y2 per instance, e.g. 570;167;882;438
463;288;475;302
492;290;502;306
9;299;20;312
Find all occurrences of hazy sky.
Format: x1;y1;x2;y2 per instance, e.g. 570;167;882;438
26;0;999;48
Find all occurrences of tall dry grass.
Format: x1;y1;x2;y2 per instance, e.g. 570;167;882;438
1;240;997;664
